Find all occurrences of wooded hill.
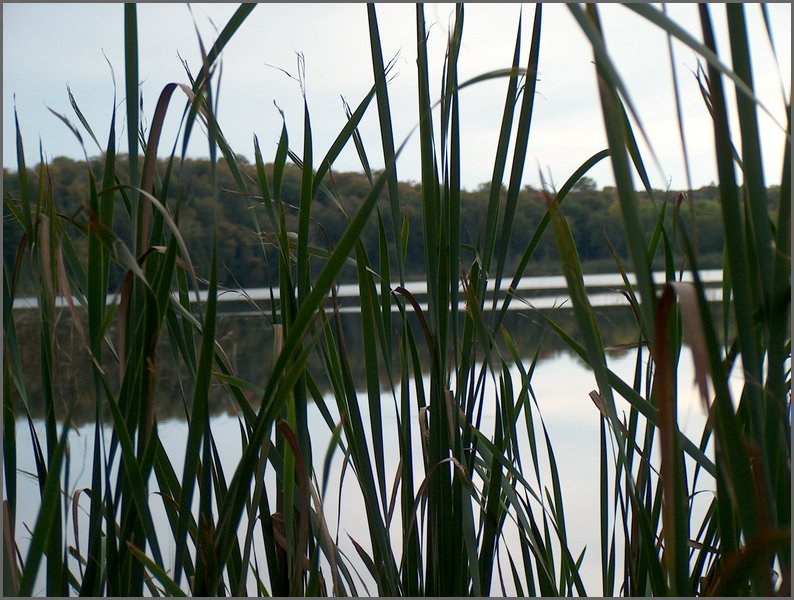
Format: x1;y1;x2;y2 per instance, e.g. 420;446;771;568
4;155;780;293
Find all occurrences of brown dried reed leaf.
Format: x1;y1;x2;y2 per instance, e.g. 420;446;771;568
276;420;311;587
55;239;88;353
308;475;342;596
418;406;430;462
394;285;434;354
137;82;198;250
669;281;711;410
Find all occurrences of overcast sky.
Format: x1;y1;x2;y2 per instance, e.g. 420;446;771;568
3;3;791;191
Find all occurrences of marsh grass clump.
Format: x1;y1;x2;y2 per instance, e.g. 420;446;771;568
3;3;790;596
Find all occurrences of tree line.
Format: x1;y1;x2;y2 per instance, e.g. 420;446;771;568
4;155;780;293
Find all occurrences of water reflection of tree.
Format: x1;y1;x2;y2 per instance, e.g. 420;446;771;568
13;302;725;426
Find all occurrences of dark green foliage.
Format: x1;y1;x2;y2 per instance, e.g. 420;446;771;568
4;159;746;293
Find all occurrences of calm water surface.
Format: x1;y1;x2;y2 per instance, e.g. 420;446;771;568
9;271;732;595
13;350;738;595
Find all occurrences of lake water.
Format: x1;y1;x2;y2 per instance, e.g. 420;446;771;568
8;270;733;595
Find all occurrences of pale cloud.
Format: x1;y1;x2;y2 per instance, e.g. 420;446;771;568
3;3;790;192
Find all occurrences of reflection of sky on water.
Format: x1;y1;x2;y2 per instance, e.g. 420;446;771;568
12;345;748;595
13;269;725;311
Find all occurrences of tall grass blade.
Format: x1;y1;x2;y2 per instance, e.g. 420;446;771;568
17;425;70;596
698;6;770;540
5;5;788;596
495;149;610;330
191;3;255;93
494;5;542;301
627;3;787;131
214;144;404;583
367;4;404;282
12;109;32;242
726;4;773;304
124;4;139;189
479;11;522;280
186;237;219;594
579;4;657;335
125;543;186;597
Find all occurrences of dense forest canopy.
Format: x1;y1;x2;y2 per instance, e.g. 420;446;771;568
3;155;780;293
